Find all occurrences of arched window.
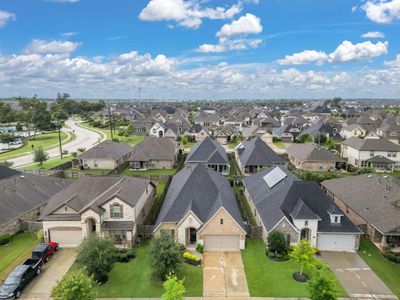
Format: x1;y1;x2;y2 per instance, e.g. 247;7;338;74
110;203;123;219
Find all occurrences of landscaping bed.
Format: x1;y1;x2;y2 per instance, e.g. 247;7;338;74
241;239;347;297
96;243;202;298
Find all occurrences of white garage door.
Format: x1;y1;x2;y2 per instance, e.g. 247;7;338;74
203;235;240;251
317;233;356;252
49;228;83;248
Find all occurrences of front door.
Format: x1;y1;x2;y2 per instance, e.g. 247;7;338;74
189;228;197;244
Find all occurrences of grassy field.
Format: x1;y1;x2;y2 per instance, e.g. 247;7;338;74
22;156;74;170
65;168;112;175
96;243;202;298
0;132;69;160
80;122;144;145
0;233;38;281
358;238;400;298
241;239;347;298
119;168;176;176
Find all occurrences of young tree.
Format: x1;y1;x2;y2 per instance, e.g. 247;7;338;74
161;273;185;300
150;232;183;280
297;133;313;143
52;269;96;300
36;229;44;243
289;240;317;279
76;234;116;283
34;147;49;166
307;266;337;300
267;231;287;255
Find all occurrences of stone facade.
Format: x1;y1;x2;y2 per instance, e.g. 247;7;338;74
0;204;46;236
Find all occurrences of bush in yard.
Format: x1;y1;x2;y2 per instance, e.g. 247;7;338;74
52;268;96;300
161;273;185;300
36;229;44;243
0;234;11;246
76;234;116;283
150;231;183;280
289;240;317;282
115;248;136;263
183;252;201;262
196;243;204;254
307;266;337;300
267;231;288;255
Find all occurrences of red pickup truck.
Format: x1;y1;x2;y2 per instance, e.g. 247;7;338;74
31;242;59;263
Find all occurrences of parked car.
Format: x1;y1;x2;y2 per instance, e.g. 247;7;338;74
31;242;58;263
8;140;22;146
0;258;42;299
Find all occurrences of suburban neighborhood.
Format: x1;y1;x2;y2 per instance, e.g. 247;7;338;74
1;97;400;300
1;0;400;299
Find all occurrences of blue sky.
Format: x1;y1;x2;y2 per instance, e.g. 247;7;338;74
0;0;400;99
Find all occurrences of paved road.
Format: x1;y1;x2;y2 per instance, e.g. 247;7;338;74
4;119;103;167
203;251;249;298
20;248;76;300
321;251;397;300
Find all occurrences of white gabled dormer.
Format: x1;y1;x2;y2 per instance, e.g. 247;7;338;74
327;202;343;224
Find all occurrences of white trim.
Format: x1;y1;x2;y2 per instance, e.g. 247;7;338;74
177;210;203;227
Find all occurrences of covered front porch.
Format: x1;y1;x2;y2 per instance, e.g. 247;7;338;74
102;221;135;248
207;163;230;175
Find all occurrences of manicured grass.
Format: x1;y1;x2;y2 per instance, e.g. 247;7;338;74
96;243;202;298
229;157;241;176
119;167;176;176
0;132;69;160
22;155;73;170
358;237;400;298
80;122;144;145
273;140;285;148
0;233;38;281
241;239;347;298
65;167;112;175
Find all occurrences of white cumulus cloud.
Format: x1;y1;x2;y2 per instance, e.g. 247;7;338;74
216;13;262;37
0;10;16;28
328;40;388;63
362;0;400;23
277;40;388;65
139;0;242;29
361;31;385;38
24;39;81;54
277;50;328;65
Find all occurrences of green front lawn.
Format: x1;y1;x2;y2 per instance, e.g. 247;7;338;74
22;155;74;170
80;122;144;145
242;239;347;298
119;167;176;176
96;243;202;298
0;233;38;281
358;237;400;298
0;132;69;160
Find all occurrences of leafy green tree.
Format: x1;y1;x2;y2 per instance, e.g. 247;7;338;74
34;147;49;166
0;101;15;124
0;161;13;167
150;232;183;280
36;229;44;243
289;240;317;277
161;273;185;300
0;134;16;149
307;266;337;300
52;269;96;300
297;133;313;143
76;234;116;282
267;231;287;255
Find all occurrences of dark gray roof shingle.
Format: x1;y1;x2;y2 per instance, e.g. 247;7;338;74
78;141;132;160
129;137;177;162
237;137;284;167
287;143;344;163
186;136;229;165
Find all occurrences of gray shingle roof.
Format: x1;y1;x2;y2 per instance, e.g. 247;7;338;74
155;163;245;230
78;141;132;160
321;175;400;233
41;176;152;220
342;137;400;151
0;170;71;226
243;167;359;234
0;166;21;180
129;137;177;162
186;136;229;165
286;143;344;163
237;137;284;167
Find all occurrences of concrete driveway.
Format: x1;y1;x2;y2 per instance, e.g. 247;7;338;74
20;248;76;300
203;251;249;298
321;251;397;300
